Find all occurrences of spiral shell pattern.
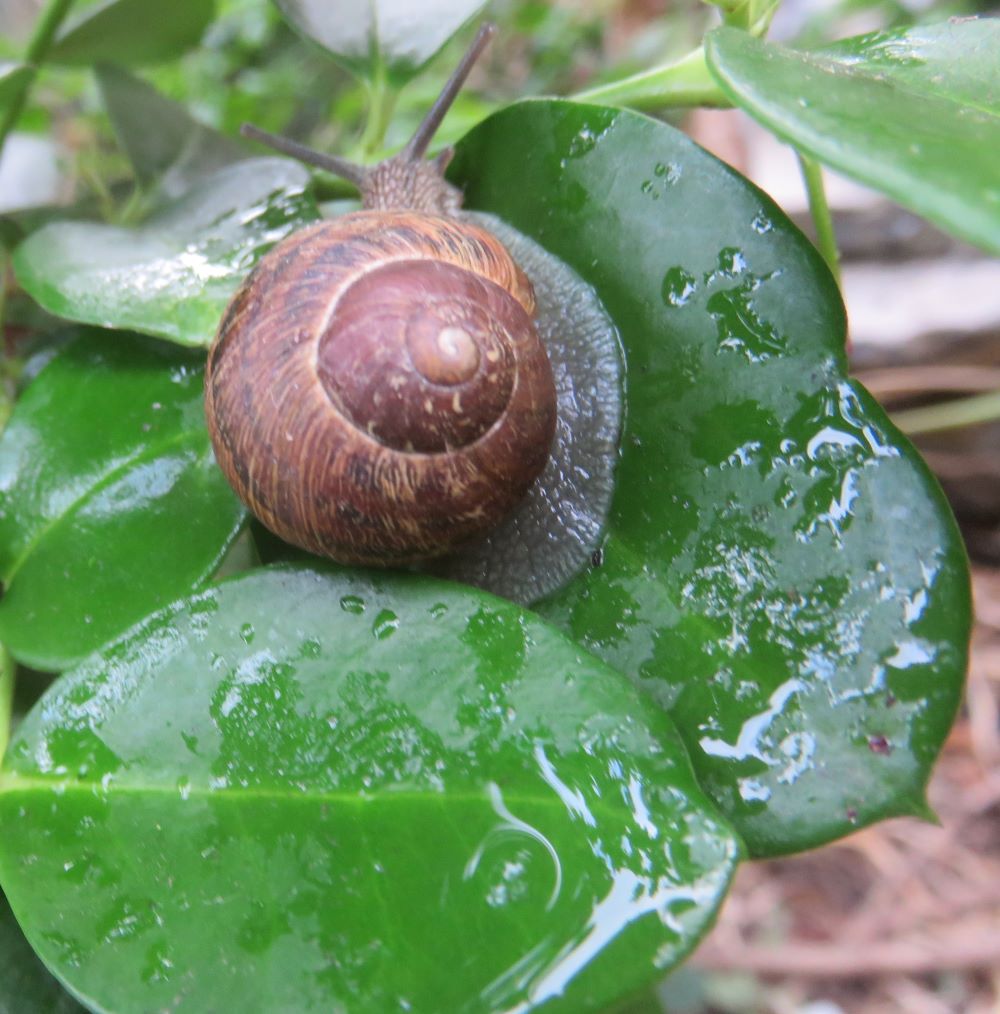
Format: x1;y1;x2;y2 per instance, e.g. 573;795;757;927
205;210;557;565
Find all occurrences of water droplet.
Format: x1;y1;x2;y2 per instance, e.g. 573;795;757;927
707;285;786;362
429;602;448;619
239;622;254;644
661;267;697;307
340;594;365;614
751;212;773;234
568;127;597;157
372;609;399;640
299;637;321;659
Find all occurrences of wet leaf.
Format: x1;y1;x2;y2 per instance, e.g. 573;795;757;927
12;158;319;347
0;565;740;1012
96;64;246;197
451;100;970;857
49;0;215;66
0;329;246;671
0;893;82;1013
706;21;1000;254
273;0;487;83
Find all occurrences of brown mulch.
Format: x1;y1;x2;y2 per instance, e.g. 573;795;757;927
690;568;1000;1013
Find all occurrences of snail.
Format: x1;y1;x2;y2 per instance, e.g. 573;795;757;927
205;24;623;604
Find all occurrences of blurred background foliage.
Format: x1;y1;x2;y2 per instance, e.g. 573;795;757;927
0;0;993;221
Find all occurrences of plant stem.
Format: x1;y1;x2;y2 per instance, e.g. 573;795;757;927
891;390;1000;436
573;47;731;111
797;152;840;282
0;0;77;156
0;645;14;762
359;61;397;158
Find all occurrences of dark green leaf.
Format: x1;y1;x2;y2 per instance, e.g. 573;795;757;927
12;158;319;347
705;21;1000;254
451;100;970;857
0;329;246;671
0;63;31;113
49;0;216;66
0;565;740;1012
96;64;246;197
273;0;487;83
0;893;83;1013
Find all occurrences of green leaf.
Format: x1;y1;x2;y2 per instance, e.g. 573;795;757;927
0;893;82;1013
49;0;216;66
0;565;740;1012
12;158;319;347
96;64;246;197
273;0;487;83
705;21;1000;254
0;329;246;671
0;63;31;114
451;100;971;857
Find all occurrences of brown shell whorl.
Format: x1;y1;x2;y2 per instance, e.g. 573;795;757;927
205;210;556;565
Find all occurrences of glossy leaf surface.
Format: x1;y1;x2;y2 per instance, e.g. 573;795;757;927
49;0;215;66
706;21;1000;254
97;64;246;198
0;330;246;671
273;0;487;82
0;893;82;1013
12;158;318;346
451;100;970;856
0;565;740;1013
0;63;30;113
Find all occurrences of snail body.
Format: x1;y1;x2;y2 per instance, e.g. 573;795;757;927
206;25;623;602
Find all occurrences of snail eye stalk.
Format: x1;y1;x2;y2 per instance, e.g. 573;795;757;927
239;124;368;186
402;22;497;161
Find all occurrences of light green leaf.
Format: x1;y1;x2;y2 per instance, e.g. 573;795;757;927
706;20;1000;253
273;0;487;83
12;158;319;347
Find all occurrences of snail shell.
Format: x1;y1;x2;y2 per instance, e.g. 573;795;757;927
205;210;557;566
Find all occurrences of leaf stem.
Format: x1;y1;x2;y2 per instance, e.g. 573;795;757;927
797;152;840;282
359;60;397;158
891;390;1000;436
0;646;14;762
0;0;77;156
573;46;731;111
